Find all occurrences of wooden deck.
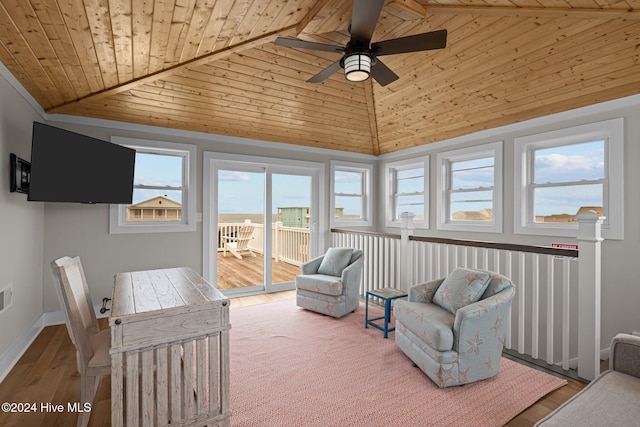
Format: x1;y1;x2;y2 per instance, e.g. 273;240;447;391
216;251;302;289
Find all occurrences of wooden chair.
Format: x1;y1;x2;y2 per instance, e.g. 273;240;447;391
51;256;110;427
222;225;256;259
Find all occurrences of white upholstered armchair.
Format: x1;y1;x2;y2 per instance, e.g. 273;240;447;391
394;267;515;388
295;248;364;318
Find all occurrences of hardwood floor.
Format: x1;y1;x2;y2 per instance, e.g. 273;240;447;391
0;290;585;427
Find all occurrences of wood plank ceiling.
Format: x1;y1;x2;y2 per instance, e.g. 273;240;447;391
0;0;638;155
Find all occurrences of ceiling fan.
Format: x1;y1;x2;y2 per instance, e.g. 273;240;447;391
274;0;447;86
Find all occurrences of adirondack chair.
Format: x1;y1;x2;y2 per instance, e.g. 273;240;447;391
222;225;256;259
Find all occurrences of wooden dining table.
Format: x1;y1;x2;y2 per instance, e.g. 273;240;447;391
109;267;231;427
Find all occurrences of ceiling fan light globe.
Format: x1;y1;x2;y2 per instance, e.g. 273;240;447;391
344;53;371;82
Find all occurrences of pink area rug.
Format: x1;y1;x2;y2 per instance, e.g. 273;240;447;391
229;299;566;427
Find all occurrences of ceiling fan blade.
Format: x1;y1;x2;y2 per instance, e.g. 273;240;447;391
306;60;343;83
372;29;448;56
370;59;399;87
349;0;384;45
275;37;344;53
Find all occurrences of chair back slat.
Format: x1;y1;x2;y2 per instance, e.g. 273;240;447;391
236;225;254;249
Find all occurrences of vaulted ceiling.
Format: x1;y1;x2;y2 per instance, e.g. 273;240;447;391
0;0;638;155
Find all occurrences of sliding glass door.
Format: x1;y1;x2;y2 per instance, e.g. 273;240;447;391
203;153;323;296
217;167;265;293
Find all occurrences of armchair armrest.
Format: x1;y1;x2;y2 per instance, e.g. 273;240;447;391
408;279;445;303
454;287;515;323
610;333;640;378
301;255;324;275
453;287;515;352
340;256;364;293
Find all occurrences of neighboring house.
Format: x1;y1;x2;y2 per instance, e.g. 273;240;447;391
127;196;182;222
278;207;310;228
536;206;604;223
452;209;493;221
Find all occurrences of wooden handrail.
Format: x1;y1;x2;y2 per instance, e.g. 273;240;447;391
331;228;579;258
409;235;579;258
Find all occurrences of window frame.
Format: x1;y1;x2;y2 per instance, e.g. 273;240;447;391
436;141;503;233
384;156;429;228
514;118;624;240
109;137;197;234
330;160;373;228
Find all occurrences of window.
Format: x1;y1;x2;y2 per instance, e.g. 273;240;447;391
385;156;429;228
109;137;197;234
330;161;373;227
437;142;503;233
514;118;623;239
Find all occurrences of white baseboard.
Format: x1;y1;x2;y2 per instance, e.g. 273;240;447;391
558;347;611;373
0;303;108;384
0;316;44;383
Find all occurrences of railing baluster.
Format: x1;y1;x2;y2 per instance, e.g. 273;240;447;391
546;255;555;364
518;252;526;354
444;245;450;275
562;257;571;371
532;254;540;360
505;250;512;350
483;248;489;270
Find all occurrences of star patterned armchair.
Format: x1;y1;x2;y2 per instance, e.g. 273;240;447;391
295;248;364;318
393;267;515;388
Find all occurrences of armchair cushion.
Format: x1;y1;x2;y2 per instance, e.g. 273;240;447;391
296;274;343;296
317;247;353;277
481;272;513;299
393;302;455;351
433;268;491;314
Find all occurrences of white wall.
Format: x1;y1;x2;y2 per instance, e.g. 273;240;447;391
376;95;640;349
0;71;45;357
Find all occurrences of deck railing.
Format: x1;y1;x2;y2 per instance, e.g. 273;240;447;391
332;212;604;381
217;221;310;267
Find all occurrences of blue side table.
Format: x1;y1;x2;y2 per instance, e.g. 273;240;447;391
365;288;408;338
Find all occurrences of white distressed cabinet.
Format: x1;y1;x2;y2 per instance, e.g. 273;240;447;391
109;267;230;427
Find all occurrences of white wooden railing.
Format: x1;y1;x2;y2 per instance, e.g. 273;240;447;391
332;212;605;381
217;221;310;267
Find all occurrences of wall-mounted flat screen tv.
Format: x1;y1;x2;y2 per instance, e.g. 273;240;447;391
27;122;136;204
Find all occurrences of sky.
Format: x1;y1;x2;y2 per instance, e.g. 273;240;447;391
129;140;605;217
218;170;311;214
531;140;604;216
131;152;183;204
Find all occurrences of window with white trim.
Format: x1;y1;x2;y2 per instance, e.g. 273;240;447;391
385;156;429;228
437;142;503;233
330;161;372;227
514;118;623;239
109;137;197;234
